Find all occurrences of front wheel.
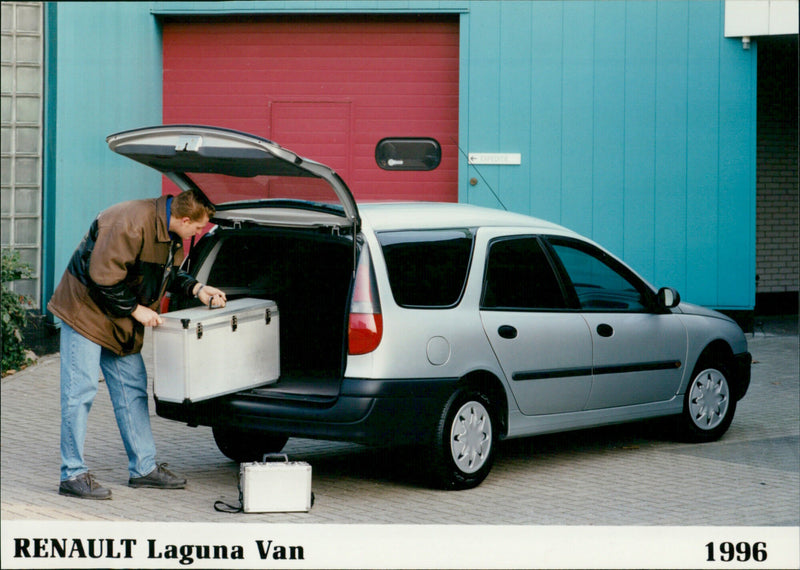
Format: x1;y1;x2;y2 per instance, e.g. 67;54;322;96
677;359;736;443
427;387;497;490
212;426;289;463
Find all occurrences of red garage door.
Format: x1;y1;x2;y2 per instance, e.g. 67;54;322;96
162;15;459;202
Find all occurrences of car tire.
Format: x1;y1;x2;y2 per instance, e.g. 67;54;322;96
677;358;737;443
427;386;497;490
212;426;289;463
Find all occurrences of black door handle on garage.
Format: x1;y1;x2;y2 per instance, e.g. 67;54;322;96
596;323;614;337
498;325;518;339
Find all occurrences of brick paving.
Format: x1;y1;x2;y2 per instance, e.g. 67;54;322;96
1;323;797;526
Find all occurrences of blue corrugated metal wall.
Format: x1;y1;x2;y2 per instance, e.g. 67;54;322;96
460;1;756;308
44;1;757;312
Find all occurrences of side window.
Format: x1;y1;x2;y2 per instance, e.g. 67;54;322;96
378;229;474;308
550;240;648;312
482;237;567;310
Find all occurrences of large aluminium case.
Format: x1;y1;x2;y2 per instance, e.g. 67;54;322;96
153;298;279;403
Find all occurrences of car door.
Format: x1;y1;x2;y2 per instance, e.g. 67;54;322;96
479;235;594;415
547;237;688;409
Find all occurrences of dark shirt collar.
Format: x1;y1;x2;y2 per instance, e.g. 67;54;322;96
166;195;180;242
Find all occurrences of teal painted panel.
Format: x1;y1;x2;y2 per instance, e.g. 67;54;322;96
621;1;657;282
529;1;564;223
717;36;757;308
497;0;533;213
685;0;721;306
460;0;754;308
654;0;689;293
464;2;503;210
559;1;594;236
591;1;626;257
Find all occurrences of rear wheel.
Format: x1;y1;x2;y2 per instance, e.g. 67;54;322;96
677;358;736;443
212;426;289;463
427;387;497;490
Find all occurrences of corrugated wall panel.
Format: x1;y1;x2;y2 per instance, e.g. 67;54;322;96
591;1;626;258
686;1;722;307
528;2;564;224
463;0;756;309
560;1;595;235
162;15;459;202
717;34;757;308
654;0;689;294
463;6;502;210
497;1;533;214
622;1;658;281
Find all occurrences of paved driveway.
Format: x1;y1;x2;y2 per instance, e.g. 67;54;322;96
2;325;797;527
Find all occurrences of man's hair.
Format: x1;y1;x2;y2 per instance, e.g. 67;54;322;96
171;189;215;221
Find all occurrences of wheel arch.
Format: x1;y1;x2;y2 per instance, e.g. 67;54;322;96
458;370;509;438
687;340;744;398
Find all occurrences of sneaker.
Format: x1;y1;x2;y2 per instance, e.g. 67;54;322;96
59;473;112;500
128;463;186;489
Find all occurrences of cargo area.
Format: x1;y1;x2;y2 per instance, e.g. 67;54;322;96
187;229;354;398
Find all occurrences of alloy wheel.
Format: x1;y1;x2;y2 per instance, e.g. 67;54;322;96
688;368;731;431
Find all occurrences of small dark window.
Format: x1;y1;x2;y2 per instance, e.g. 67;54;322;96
375;138;441;171
482;237;567;310
378;229;474;307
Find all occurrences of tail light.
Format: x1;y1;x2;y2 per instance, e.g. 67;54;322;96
348;244;383;355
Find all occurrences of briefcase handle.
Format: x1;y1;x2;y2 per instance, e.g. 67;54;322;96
262;453;289;463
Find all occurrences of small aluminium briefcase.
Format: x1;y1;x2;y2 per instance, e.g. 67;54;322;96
241;454;313;513
153;297;279;403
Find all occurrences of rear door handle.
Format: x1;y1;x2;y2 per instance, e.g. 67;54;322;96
498;325;518;339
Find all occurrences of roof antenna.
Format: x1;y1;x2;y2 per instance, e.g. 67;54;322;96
451;137;508;211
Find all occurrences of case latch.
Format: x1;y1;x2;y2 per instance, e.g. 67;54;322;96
265;308;272;325
196;322;203;339
231;315;238;332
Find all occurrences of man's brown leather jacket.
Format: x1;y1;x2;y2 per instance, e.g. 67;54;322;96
48;195;198;355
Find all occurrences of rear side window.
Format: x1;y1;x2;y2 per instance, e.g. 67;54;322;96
378;229;474;308
482;236;567;310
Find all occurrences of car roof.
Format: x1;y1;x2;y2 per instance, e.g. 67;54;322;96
357;202;577;235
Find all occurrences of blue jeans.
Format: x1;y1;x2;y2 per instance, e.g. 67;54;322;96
60;322;157;481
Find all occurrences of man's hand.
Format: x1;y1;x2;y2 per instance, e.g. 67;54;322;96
197;284;227;308
132;304;164;327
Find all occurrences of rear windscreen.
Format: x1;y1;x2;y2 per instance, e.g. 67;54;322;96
377;229;474;308
186;173;340;206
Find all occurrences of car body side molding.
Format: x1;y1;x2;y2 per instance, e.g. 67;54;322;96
513;360;682;381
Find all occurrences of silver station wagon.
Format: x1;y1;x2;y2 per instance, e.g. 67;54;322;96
108;125;752;490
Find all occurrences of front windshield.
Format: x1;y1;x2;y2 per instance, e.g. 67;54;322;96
184;172;342;206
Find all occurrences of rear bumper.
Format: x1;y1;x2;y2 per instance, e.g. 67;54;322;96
155;376;460;445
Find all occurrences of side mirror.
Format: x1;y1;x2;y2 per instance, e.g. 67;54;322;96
657;287;681;309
